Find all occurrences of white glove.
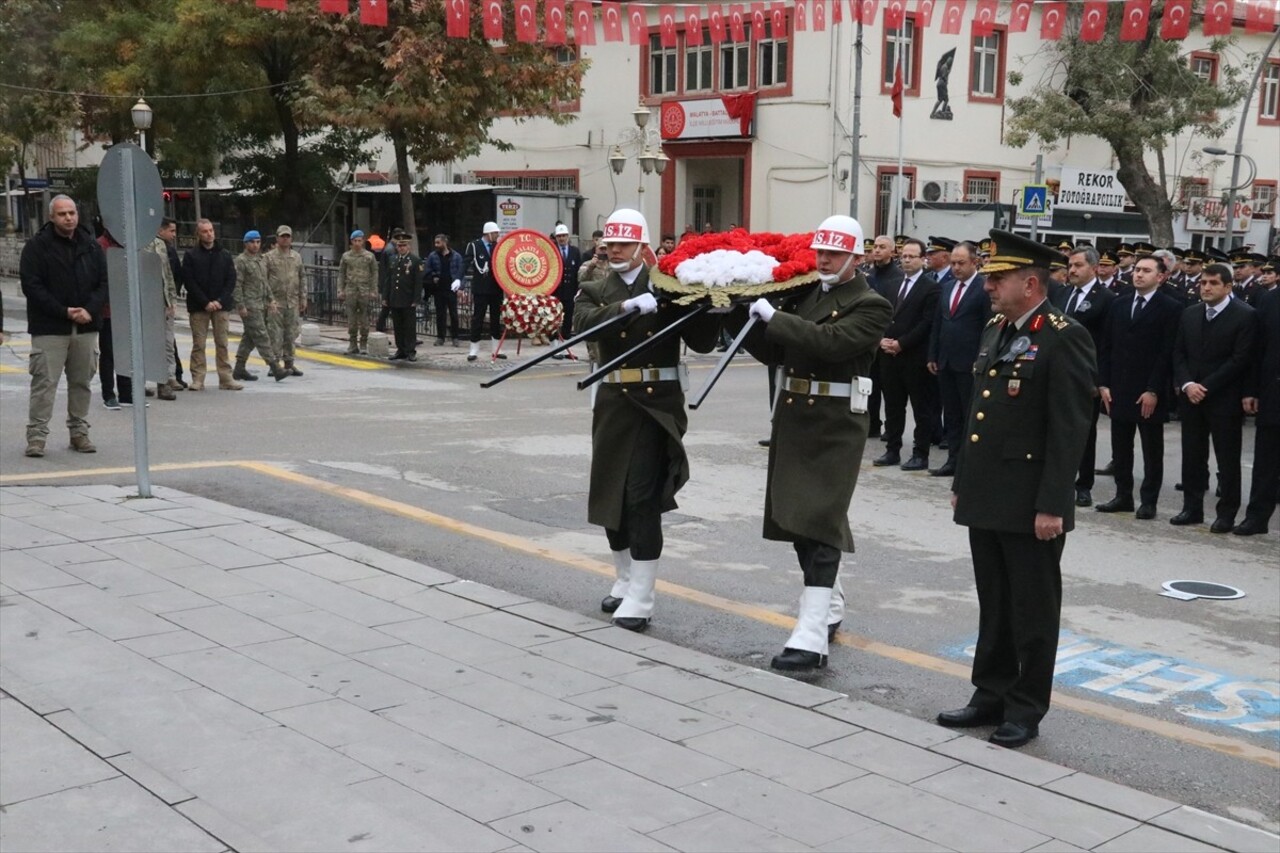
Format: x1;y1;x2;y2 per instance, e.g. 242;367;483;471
623;292;658;315
450;279;461;292
749;298;776;323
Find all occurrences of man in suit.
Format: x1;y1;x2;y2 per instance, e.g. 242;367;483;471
928;241;990;477
1237;286;1279;535
874;238;940;471
551;224;582;354
1171;264;1259;532
465;222;507;362
925;236;955;287
864;235;903;437
1096;254;1182;518
939;229;1096;749
1050;246;1115;507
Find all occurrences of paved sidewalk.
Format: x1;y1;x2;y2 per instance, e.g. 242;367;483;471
1;485;1276;853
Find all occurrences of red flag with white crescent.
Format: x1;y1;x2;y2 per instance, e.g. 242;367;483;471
770;2;786;35
446;0;469;37
627;3;647;45
359;0;387;26
914;0;935;27
794;0;808;31
319;0;346;13
939;0;964;34
813;0;827;31
890;54;903;118
546;0;566;44
1008;0;1032;32
1119;0;1151;41
884;0;906;29
1244;0;1277;34
659;5;677;46
573;0;596;45
972;0;997;36
601;1;623;40
1039;1;1066;39
750;3;766;38
857;0;879;26
709;5;727;42
483;0;504;39
515;0;538;42
1079;0;1107;41
1202;0;1235;36
729;4;747;41
686;6;704;44
1160;0;1192;39
831;0;842;23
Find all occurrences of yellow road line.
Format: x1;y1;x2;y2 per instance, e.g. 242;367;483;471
4;458;1277;769
222;335;389;371
0;364;24;374
0;460;251;484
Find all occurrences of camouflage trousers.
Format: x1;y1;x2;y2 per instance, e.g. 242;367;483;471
235;307;278;366
346;292;375;345
269;307;301;366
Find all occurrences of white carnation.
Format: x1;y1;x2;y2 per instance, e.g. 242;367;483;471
674;249;779;287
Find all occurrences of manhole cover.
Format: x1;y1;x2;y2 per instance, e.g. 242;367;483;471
1160;580;1246;601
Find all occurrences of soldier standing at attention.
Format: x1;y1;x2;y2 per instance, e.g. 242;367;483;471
938;229;1095;749
381;231;423;362
233;231;286;382
266;224;306;377
338;230;379;354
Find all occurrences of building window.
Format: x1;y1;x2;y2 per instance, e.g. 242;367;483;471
883;17;918;93
1179;176;1209;204
1252;181;1277;218
1261;60;1280;125
473;171;580;193
969;29;1005;101
758;19;789;88
720;25;752;91
963;170;999;203
650;34;677;96
876;166;917;236
686;35;714;93
1190;52;1218;85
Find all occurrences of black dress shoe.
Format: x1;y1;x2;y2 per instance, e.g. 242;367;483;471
770;648;827;672
872;451;901;467
613;616;649;632
1135;504;1157;520
827;621;841;642
989;721;1038;748
1210;517;1235;534
937;439;949;450
936;705;1002;728
1175;482;1184;491
1096;461;1115;476
1075;489;1093;507
758;439;771;448
1169;510;1204;526
495;353;508;360
929;461;956;477
601;595;623;613
466;354;478;362
389;353;405;361
1095;496;1134;513
1233;518;1269;536
900;455;929;472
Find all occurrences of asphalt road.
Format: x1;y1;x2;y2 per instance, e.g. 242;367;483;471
2;321;1277;833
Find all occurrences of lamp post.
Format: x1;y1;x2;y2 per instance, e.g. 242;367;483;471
609;102;670;229
1202;146;1257;250
131;96;153;154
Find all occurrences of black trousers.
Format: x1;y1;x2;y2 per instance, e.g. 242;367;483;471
389;305;417;356
470;290;504;342
1179;401;1243;519
881;356;938;456
604;416;667;561
559;293;576;341
1075;399;1101;490
433;291;459;341
1245;422;1279;525
98;318;133;403
793;538;841;588
173;341;184;381
968;527;1064;727
938;367;974;462
1110;417;1165;506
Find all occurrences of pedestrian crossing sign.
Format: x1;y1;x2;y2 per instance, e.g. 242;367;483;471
1020;185;1049;217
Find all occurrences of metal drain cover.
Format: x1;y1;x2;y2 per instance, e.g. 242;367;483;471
1160;580;1246;601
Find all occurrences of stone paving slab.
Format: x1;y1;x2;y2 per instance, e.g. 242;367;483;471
0;485;1273;853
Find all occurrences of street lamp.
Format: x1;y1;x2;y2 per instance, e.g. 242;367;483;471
131;95;153;152
1201;146;1257;250
610;103;669;227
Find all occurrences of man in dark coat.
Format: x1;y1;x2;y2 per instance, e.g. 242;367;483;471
572;209;719;631
940;229;1096;749
928;241;990;476
380;231;423;362
1237;286;1279;535
1096;254;1182;518
730;215;892;672
182;218;240;391
551;224;582;348
863;235;903;437
1171;264;1259;532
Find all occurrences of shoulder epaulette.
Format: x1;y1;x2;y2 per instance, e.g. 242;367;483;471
1047;311;1070;331
987;313;1005;327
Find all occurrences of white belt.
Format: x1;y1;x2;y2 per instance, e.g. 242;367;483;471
783;377;853;397
602;367;680;384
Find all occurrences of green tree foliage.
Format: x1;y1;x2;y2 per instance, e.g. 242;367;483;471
1005;1;1247;245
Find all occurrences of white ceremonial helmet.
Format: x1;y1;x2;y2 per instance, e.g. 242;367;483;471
810;215;865;255
553;224;570;236
483;221;500;236
601;208;649;245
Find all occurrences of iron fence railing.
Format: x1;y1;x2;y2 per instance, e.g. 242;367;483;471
301;262;486;338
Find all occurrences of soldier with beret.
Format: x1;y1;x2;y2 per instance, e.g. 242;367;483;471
233;230;287;382
338;229;379;354
938;229;1096;749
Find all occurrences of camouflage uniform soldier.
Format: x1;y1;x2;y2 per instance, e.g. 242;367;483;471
266;224;306;376
233;230;286;382
337;229;379;354
146;219;180;400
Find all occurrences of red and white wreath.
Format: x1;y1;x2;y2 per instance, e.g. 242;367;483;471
501;294;564;337
651;229;820;305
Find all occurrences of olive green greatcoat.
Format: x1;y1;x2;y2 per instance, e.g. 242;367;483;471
734;274;892;552
573;266;720;530
952;302;1097;533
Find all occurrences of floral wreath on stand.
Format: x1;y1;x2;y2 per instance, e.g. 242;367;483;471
651;229;820;305
501;294;564;338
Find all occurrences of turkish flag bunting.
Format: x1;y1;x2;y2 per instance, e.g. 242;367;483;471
1079;0;1108;41
1039;1;1067;39
659;6;677;47
915;0;935;27
319;0;346;13
601;1;623;41
856;1;879;26
446;0;469;37
686;7;704;44
1008;0;1033;32
627;3;647;45
1160;0;1192;39
884;0;906;29
1119;0;1151;41
729;5;747;41
256;0;286;10
709;6;727;42
574;0;596;45
1202;0;1235;36
813;0;827;31
1245;0;1277;33
972;0;997;36
831;0;842;23
890;55;904;118
483;0;504;39
359;0;386;26
545;0;566;44
939;0;964;34
515;0;538;42
751;3;766;38
771;2;786;35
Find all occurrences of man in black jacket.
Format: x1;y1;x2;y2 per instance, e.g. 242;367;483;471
19;195;108;457
927;242;990;476
1237;287;1279;535
182;218;241;390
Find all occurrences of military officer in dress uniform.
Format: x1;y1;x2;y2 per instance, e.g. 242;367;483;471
1095;249;1125;294
572;208;719;631
266;225;306;376
233;231;286;382
1115;243;1137;287
729;215;892;672
465;222;507;362
1168;248;1206;304
337;229;379;354
381;231;423;362
939;229;1096;749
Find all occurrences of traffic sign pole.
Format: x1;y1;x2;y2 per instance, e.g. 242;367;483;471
1030;155;1043;241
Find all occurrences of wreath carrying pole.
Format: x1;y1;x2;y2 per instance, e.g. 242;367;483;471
688;314;759;410
480;308;636;389
577;304;711;391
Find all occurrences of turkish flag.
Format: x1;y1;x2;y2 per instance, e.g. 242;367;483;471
972;0;997;36
574;0;596;45
709;6;727;42
771;2;786;35
659;5;677;46
319;0;346;13
730;5;747;41
751;3;766;38
813;0;826;31
546;0;566;44
1202;0;1235;36
831;0;842;23
1040;1;1067;39
795;0;808;31
515;0;538;42
939;0;964;34
256;0;286;10
601;1;623;41
686;7;703;44
1079;1;1107;41
856;1;879;26
915;0;935;27
359;0;386;26
627;3;647;45
446;0;469;37
1009;0;1033;32
1160;0;1192;39
1245;0;1277;34
1119;0;1151;41
890;55;904;118
884;0;906;29
483;0;504;39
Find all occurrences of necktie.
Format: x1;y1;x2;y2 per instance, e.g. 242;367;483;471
562;246;568;260
1206;305;1217;321
897;276;911;305
1066;290;1081;314
949;281;965;315
1131;295;1145;320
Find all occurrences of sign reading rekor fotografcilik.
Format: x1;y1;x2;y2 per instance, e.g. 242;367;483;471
1056;166;1128;213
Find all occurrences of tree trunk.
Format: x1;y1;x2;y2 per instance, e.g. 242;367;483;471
392;131;418;255
1114;139;1174;246
261;38;302;222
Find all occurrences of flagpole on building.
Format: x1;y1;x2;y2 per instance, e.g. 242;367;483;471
894;56;905;237
849;20;864;220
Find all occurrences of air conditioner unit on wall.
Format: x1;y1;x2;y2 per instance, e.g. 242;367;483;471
921;179;963;203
